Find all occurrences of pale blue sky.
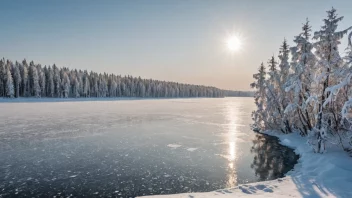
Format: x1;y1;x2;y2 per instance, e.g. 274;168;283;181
0;0;351;90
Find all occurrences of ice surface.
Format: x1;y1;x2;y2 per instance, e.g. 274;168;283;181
0;98;297;197
142;131;352;197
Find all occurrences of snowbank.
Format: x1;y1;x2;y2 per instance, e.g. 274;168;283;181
140;131;352;198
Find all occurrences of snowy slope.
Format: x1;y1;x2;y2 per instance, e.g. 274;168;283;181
140;131;352;198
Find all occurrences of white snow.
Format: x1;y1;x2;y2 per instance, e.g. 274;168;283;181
167;144;182;149
186;148;198;152
140;131;352;198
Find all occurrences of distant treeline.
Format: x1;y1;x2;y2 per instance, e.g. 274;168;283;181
224;90;254;97
0;58;247;99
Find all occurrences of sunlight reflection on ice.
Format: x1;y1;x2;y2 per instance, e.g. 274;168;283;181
225;100;241;187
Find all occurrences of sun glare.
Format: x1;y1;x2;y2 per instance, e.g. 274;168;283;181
226;35;242;52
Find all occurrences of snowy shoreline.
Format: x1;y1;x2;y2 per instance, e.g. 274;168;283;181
140;131;352;198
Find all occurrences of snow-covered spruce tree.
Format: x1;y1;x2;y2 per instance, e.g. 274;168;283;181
340;33;352;151
73;77;80;98
0;59;6;97
91;72;98;97
312;8;352;153
20;60;29;97
318;31;352;152
250;63;267;130
53;64;61;98
78;71;84;97
29;62;41;98
109;77;117;97
98;74;107;97
62;72;70;98
5;63;14;98
13;62;22;98
47;66;55;97
83;71;90;97
264;56;284;131
285;19;317;136
38;65;46;97
277;39;293;133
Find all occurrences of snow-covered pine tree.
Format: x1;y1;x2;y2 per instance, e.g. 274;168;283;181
92;73;99;97
312;7;352;153
13;62;22;98
0;59;6;97
47;66;54;97
278;39;292;133
78;71;84;97
20;60;29;97
73;76;80;98
251;63;267;131
110;78;117;97
83;71;90;97
62;72;70;98
38;65;46;97
339;32;352;150
53;64;61;98
285;19;316;135
29;62;41;98
5;63;14;98
264;56;284;131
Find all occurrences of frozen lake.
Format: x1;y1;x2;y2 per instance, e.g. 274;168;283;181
0;98;298;197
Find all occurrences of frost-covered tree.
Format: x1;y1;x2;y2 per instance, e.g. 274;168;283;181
62;72;70;98
264;56;284;131
285;19;316;135
73;77;80;98
312;7;352;153
13;62;22;98
110;77;117;97
0;59;6;97
38;65;46;97
20;60;29;97
29;62;41;98
278;39;293;133
83;71;90;97
5;64;14;98
47;66;55;97
251;63;266;130
53;64;61;98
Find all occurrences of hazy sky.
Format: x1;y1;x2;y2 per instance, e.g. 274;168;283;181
0;0;351;90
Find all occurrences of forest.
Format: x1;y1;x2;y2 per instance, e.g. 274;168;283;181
0;59;227;99
0;59;255;99
251;8;352;154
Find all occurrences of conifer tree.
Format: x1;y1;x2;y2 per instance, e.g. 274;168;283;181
5;65;14;98
251;63;267;130
313;8;352;152
13;62;22;98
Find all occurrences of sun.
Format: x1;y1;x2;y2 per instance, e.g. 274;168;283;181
226;35;242;52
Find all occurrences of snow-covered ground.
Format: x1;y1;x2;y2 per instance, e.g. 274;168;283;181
141;131;352;198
